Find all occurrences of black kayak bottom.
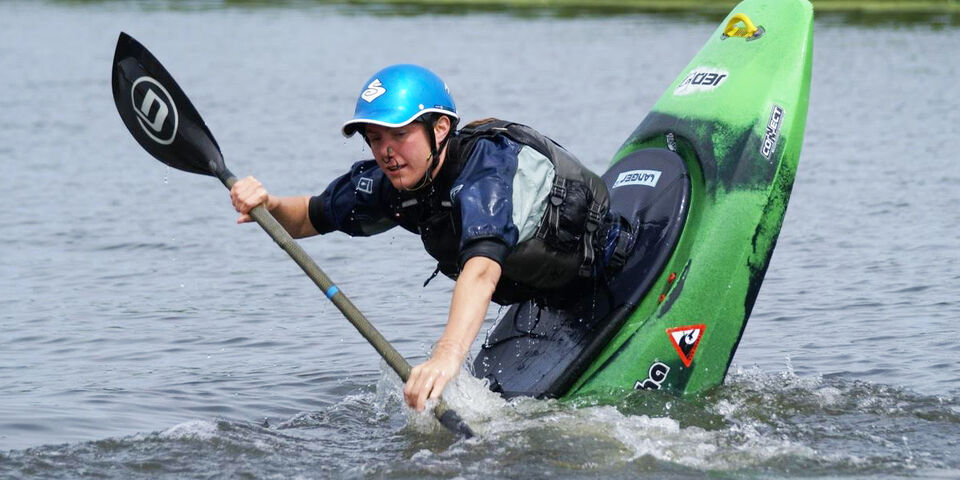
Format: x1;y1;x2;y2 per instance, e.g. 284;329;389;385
472;147;692;399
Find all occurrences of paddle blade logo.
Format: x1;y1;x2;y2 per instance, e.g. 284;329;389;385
361;79;387;103
130;76;179;145
666;324;705;367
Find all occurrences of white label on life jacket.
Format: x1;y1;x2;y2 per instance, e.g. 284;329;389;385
613;169;661;189
356;176;373;194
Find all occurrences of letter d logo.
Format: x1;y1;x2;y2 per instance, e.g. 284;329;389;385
131;76;179;145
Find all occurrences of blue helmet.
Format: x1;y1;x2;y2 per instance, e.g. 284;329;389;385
341;64;458;137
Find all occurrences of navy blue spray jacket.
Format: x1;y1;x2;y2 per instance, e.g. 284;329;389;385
307;120;610;305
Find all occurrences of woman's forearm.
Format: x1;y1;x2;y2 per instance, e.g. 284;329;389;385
230;176;317;238
402;255;502;410
266;195;318;239
435;256;501;360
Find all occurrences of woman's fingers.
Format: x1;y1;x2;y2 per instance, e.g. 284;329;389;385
404;365;429;410
229;176;268;215
403;366;418;405
404;364;451;411
414;373;436;411
428;376;447;400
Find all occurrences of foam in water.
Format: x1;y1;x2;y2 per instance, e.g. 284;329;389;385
273;353;960;476
366;360;825;471
160;419;219;441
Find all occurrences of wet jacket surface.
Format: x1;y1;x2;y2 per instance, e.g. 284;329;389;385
307;121;609;304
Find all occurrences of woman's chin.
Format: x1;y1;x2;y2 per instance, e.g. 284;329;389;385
387;172;425;191
387;175;411;190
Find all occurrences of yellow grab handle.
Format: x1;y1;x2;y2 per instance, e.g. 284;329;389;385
723;13;760;39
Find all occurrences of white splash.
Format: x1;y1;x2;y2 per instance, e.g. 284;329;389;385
372;361;828;471
160;420;219;441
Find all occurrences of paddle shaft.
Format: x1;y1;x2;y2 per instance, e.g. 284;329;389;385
220;174;473;437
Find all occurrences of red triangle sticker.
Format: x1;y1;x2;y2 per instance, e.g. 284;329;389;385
666;324;706;367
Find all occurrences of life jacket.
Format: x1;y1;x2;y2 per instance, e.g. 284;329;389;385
391;119;610;305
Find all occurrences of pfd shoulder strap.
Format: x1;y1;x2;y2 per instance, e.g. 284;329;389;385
447;119;544;165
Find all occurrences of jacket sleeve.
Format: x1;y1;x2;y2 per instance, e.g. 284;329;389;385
452;136;521;267
308;159;397;236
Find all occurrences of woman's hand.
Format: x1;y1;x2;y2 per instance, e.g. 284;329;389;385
229;176;274;224
228;178;316;238
404;342;466;411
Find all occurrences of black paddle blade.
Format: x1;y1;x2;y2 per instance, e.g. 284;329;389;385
437;408;475;439
112;32;227;179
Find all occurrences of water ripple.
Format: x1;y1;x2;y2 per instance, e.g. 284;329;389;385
2;2;959;478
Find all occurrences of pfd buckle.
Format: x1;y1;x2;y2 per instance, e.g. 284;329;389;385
578;200;606;277
585;201;604;233
549;177;567;207
606;217;636;277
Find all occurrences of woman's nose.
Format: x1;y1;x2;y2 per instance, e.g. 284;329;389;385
380;145;396;165
374;141;392;160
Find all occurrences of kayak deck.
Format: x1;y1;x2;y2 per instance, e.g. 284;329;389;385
474;0;813;399
474;148;691;398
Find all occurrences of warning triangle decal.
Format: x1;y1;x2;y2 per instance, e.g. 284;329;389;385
666;324;706;367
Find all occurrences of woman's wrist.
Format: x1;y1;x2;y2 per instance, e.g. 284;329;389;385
264;194;279;212
433;339;468;364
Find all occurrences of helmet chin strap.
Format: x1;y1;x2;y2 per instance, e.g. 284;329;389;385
379;135;434;192
402;152;438;192
388;147;430;191
401;117;450;192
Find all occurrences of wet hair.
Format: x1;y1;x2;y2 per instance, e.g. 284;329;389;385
464;117;499;129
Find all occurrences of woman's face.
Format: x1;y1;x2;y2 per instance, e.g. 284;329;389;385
365;123;434;191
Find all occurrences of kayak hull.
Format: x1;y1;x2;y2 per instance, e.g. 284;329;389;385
568;0;813;397
472;0;813;399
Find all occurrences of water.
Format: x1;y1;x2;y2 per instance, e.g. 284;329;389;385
2;1;959;478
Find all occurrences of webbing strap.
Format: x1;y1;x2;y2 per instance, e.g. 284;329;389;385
606;216;635;276
537;176;568;240
578;198;605;277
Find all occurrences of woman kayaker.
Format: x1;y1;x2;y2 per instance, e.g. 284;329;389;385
229;64;633;411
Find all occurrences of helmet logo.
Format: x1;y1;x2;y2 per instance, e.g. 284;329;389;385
361;79;387;103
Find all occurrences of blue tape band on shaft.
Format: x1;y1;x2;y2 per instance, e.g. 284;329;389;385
325;285;339;299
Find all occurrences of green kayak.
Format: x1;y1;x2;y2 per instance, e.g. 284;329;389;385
473;0;813;398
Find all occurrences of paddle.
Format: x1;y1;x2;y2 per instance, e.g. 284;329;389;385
111;32;474;439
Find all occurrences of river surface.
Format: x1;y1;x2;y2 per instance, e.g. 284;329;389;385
1;1;959;478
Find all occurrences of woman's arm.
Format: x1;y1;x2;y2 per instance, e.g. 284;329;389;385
404;255;502;411
230;176;318;239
